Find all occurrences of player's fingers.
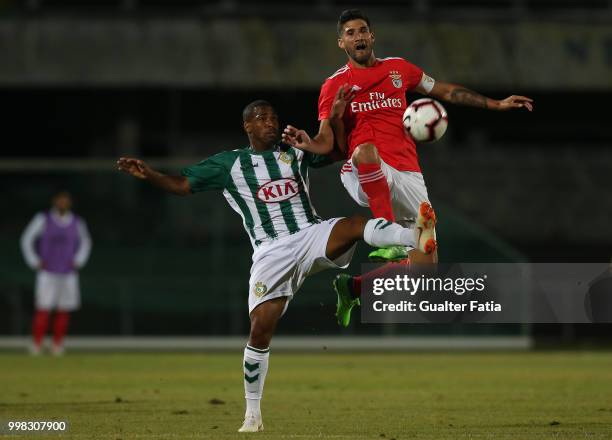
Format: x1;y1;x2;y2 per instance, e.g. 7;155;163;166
118;158;138;168
116;159;131;170
282;132;297;142
514;95;533;102
524;102;534;112
335;85;345;100
281;133;297;145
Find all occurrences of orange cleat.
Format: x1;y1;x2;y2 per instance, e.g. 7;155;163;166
415;201;437;254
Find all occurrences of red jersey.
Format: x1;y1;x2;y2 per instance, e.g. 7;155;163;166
318;57;424;172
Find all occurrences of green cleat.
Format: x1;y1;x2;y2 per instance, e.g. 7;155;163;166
368;245;410;262
333;274;360;327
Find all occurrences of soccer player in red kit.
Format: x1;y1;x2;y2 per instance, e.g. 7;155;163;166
282;9;533;326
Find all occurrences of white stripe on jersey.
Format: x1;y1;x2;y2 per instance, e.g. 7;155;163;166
225;159;267;246
283;149;320;230
327;65;349;80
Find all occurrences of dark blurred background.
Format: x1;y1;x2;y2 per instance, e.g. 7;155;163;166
0;0;610;346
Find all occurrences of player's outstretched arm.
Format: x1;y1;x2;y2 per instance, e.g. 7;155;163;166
282;83;356;155
421;80;533;112
282;124;330;154
116;157;191;196
327;83;356;157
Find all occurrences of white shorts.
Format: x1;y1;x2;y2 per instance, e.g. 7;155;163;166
340;158;430;228
248;218;357;314
35;271;81;311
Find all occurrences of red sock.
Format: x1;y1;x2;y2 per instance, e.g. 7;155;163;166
32;310;50;346
357;163;395;222
351;259;410;298
52;311;70;347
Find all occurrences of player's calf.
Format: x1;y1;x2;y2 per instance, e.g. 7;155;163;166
363;218;415;249
240;298;286;433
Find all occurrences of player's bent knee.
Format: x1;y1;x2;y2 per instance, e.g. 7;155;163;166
352;143;381;165
345;215;368;237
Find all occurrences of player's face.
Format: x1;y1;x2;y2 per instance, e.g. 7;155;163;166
53;193;72;213
338;19;375;65
245;106;280;147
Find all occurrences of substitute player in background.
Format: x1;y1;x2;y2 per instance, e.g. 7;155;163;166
283;9;533;325
20;191;92;355
117;99;430;433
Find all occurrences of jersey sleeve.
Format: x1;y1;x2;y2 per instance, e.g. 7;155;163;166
74;218;92;269
317;78;337;121
401;59;424;91
181;152;233;193
20;212;45;269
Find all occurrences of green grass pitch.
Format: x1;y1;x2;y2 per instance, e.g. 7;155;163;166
1;351;612;439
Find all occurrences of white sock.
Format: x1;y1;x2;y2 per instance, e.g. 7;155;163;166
364;218;415;249
243;345;270;418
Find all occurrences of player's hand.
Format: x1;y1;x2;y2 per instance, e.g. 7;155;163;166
116;157;151;179
282;125;313;150
330;83;357;119
496;95;534;112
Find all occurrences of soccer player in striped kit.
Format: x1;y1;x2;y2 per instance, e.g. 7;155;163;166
283;9;534;326
117;99;435;433
20;191;92;355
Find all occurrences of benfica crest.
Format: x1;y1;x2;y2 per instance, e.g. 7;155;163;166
389;70;403;88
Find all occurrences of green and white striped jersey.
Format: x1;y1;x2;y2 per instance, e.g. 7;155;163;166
181;145;330;248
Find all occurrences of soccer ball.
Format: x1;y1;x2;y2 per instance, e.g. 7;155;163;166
402;98;448;143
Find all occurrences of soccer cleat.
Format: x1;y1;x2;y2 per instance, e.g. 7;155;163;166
333;274;360;327
368;245;410;262
415;201;437;254
51;344;65;357
238;414;264;433
28;344;42;356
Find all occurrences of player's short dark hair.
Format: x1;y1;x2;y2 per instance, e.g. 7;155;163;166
52;189;71;199
337;9;371;37
243;100;275;122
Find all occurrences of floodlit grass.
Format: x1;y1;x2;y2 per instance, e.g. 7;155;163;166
1;352;612;439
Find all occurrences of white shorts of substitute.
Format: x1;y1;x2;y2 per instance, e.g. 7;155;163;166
340;158;431;229
35;270;81;311
248;218;357;314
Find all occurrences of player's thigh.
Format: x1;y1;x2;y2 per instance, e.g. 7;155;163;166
340;160;370;207
56;273;80;311
326;216;367;261
299;219;358;277
389;171;431;223
35;271;58;310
